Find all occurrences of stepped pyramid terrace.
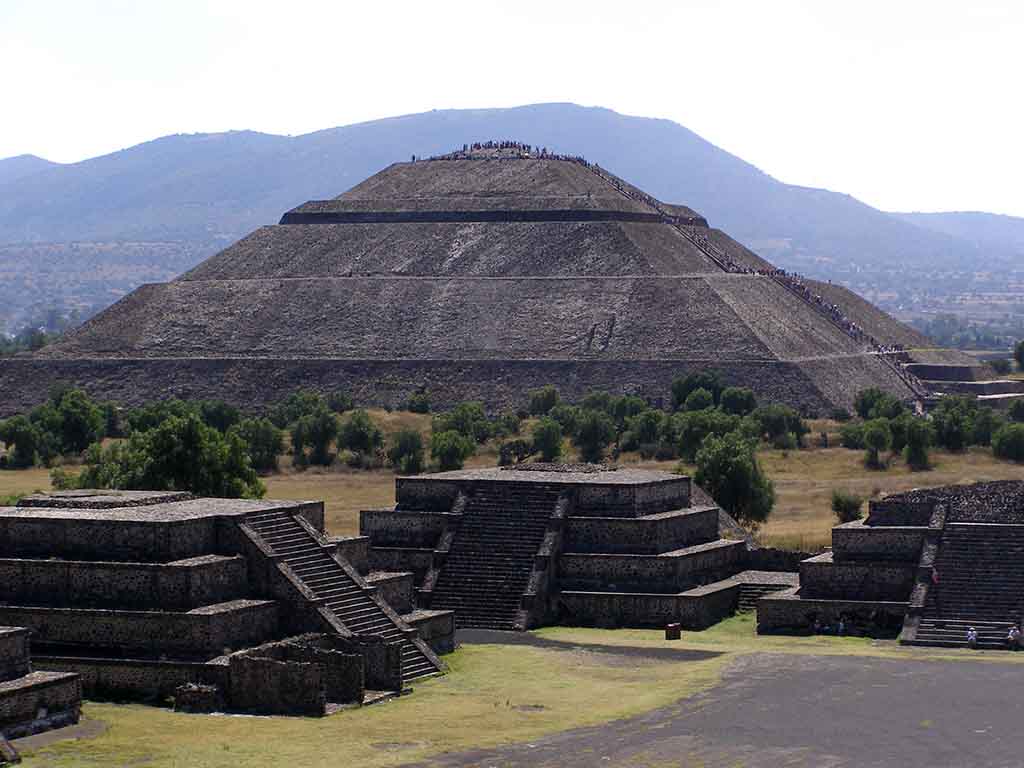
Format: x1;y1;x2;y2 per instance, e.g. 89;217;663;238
757;481;1024;649
3;141;1018;417
360;464;799;631
0;490;452;716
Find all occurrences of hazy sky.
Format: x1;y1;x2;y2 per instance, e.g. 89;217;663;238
2;0;1022;215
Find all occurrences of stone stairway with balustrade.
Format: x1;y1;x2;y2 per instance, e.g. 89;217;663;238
245;508;442;681
429;485;562;630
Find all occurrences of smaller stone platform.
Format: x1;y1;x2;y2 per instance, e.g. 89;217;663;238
0;627;81;742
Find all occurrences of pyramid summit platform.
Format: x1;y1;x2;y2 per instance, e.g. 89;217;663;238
0;141;985;415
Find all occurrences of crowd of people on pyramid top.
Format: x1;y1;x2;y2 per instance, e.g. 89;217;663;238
423;141;592;164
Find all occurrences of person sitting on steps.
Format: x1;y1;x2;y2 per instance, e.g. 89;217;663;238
967;626;979;649
1007;625;1021;651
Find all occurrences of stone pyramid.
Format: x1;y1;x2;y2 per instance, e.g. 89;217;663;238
1;143;948;415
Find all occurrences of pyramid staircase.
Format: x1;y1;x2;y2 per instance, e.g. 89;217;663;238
245;509;442;681
737;583;791;612
430;484;561;630
913;523;1024;648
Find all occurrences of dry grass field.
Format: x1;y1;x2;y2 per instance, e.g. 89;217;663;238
2;413;1022;550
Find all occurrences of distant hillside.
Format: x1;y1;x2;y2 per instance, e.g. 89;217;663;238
0;103;1019;330
894;211;1024;256
0;154;59;185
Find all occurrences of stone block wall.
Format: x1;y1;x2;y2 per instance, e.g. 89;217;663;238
558;540;745;592
35;657;227;701
330;537;370;574
367;547;434;583
756;590;907;636
227;656;326;716
0;630;29;683
0;555;248;610
563;507;717;555
799;554;916;601
678;582;741;629
395;479;461;512
0;600;280;656
0;516;217;562
574;478;690;518
558;590;682;628
865;500;935;527
830;522;928;561
0;672;82;738
366;572;414;614
359;510;451;548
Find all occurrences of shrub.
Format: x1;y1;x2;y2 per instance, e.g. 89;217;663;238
831;489;864;523
694;431;774;527
904;417;933;471
406;391;431;414
622;409;665;451
930;396;974;451
970;407;1004;447
581;391;612;414
71;413;264;498
1009;399;1024;423
863;418;892;469
495;412;521;437
233;417;284;473
749;404;808;446
125;398;199;434
339;409;384;457
854;388;886;420
527;385;559;416
387;429;425;475
50;388;105;454
831;408;853;422
0;416;43;468
1015;340;1024;371
993;423;1024;462
531;418;563;462
433;402;492;444
327;390;354;414
291;409;339;466
197;400;241;433
269;390;328;428
991;358;1012;375
868;394;906;421
548;404;582;436
683;388;714;412
609;395;647;433
572;410;616;463
673;408;740;462
719;387;757;416
671;372;722;411
430;430;475;471
498;438;534;466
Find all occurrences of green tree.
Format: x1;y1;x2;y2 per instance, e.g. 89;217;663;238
527;385;560;416
580;391;612;413
993;423;1024;462
269;390;328;428
52;388;105;454
868;394;906;421
531;418;563;462
673;408;740;462
494;412;521;438
671;371;722;411
609;395;647;435
991;358;1012;375
387;429;425;475
854;388;886;420
72;414;264;498
572;410;616;463
831;489;864;523
406;391;431;414
903;417;933;471
694;431;775;527
930;396;973;451
327;390;354;414
431;430;475;471
339;409;383;455
499;439;535;466
748;404;808;448
433;402;492;444
684;388;714;412
863;418;892;469
970;407;1004;447
234;417;284;473
548;404;582;436
0;416;43;468
719;387;757;416
292;409;339;466
1009;399;1024;423
621;409;665;451
125;398;200;434
1015;340;1024;370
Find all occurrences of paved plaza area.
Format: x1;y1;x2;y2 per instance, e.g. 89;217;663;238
421;634;1024;767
